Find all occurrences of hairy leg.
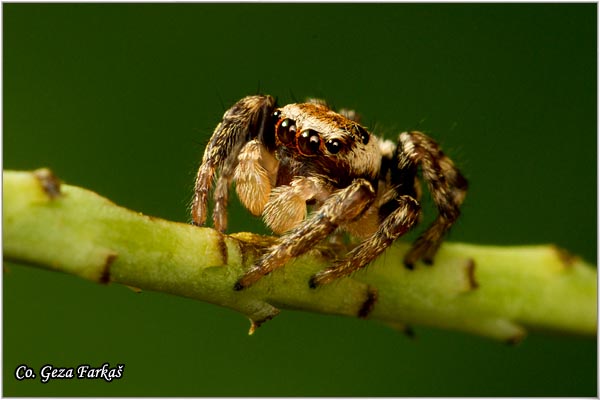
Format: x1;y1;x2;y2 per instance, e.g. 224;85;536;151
310;195;421;288
191;95;276;229
234;178;376;291
398;131;468;266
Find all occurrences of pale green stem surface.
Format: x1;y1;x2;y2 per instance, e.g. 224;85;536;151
3;169;597;341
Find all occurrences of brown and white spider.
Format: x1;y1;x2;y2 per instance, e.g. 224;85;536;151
191;95;467;290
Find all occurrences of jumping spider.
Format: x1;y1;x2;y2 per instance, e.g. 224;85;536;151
191;95;467;290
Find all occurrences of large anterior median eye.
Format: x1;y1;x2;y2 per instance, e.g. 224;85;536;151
277;118;296;145
298;129;321;155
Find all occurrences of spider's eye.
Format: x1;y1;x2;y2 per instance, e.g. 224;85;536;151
356;125;370;145
298;129;321;155
277;118;296;145
272;110;282;120
325;138;342;154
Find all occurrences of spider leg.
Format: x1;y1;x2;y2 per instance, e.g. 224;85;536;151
191;95;276;230
310;194;420;288
234;178;376;291
212;160;234;231
398;131;468;267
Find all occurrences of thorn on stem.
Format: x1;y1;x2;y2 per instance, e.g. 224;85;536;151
358;285;378;318
99;253;117;284
552;245;578;269
465;258;479;290
125;285;143;293
33;168;62;199
248;311;279;335
505;331;526;345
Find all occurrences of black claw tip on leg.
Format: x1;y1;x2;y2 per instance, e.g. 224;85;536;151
233;280;246;291
308;276;319;289
403;260;415;270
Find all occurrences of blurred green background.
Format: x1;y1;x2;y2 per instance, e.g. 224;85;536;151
3;3;596;397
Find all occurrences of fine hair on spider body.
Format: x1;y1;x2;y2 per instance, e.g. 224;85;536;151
191;95;468;291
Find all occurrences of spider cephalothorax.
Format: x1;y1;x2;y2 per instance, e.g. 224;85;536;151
192;95;467;290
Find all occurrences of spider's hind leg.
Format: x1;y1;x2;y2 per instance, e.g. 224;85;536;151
398;131;468;267
310;194;421;288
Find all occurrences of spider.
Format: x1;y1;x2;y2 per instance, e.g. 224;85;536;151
191;95;467;290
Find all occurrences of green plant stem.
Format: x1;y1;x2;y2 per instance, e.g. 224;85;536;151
3;169;597;341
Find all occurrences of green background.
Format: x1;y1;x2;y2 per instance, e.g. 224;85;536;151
3;3;596;396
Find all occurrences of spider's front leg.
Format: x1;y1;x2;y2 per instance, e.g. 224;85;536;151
398;131;468;267
191;95;276;230
310;193;421;288
234;178;377;291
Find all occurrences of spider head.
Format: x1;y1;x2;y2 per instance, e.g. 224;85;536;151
272;103;381;181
